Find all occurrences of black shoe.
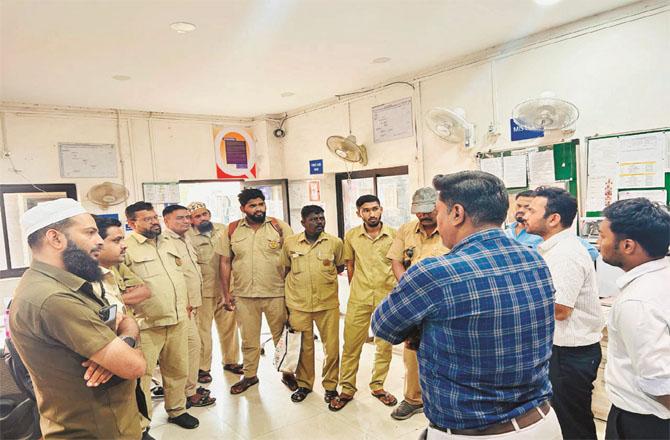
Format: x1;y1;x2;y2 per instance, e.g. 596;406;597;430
151;386;164;398
290;387;312;403
142;429;155;440
168;412;199;429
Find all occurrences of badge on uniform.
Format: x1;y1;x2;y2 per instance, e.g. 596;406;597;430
269;240;280;250
322;259;331;267
175;257;183;266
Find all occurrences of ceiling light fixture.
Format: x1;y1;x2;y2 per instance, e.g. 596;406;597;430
533;0;561;6
112;75;131;81
372;57;391;64
170;22;197;34
281;92;295;98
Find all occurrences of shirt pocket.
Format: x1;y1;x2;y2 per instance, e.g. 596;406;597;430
129;251;160;280
316;250;337;283
196;243;213;264
230;234;250;258
289;251;305;274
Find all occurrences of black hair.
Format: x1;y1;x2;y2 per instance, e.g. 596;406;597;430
26;218;73;249
301;205;324;219
603;198;670;258
162;204;188;217
432;171;508;226
238;188;265;206
125;201;154;220
94;216;122;240
516;190;536;199
356;194;380;209
534;187;577;228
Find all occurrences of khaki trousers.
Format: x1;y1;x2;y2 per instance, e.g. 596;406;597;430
339;301;393;395
197;295;240;371
139;319;188;428
185;312;201;397
235;296;286;378
288;307;340;391
403;345;422;405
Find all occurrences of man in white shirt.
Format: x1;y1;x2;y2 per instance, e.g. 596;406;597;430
598;198;670;439
525;187;604;440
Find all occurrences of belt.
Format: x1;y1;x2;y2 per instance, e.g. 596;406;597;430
431;401;551;436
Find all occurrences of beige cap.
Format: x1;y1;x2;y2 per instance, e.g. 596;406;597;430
187;201;208;215
20;198;87;239
411;187;437;213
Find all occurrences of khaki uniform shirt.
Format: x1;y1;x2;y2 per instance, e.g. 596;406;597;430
164;228;203;308
186;223;225;298
93;267;126;314
343;224;397;307
215;217;293;298
281;232;344;312
124;231;188;329
386;218;449;266
9;261;141;439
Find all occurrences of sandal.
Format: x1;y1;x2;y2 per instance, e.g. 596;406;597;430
196;386;211;397
324;390;339;403
230;376;259;395
197;369;213;384
371;390;398;406
281;373;299;392
290;387;312;403
187;390;216;408
223;363;244;375
328;393;353;411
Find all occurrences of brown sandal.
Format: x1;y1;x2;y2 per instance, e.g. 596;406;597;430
371;390;398;406
230;376;259;394
223;363;244;375
197;369;212;384
328;393;353;411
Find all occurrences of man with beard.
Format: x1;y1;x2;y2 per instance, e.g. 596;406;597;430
330;195;397;411
385;187;449;421
124;202;199;431
215;188;296;394
598;198;670;439
524;187;604;440
281;205;344;405
162;205;216;409
185;202;241;384
9;198;146;439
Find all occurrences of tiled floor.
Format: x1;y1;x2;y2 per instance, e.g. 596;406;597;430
149;318;607;439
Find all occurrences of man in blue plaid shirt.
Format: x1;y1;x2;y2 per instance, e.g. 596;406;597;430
372;171;562;439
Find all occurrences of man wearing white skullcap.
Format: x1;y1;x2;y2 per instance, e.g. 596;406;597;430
9;198;146;439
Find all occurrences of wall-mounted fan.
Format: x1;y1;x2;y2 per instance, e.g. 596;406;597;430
87;182;129;208
326;135;368;166
512;92;579;131
426;108;475;147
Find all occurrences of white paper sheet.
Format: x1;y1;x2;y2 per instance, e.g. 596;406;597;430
479;157;504;180
618;132;665;188
143;182;180;204
618;189;667;204
502;154;528;188
588;137;620;177
372;97;414;143
585;176;617;213
528;150;555;186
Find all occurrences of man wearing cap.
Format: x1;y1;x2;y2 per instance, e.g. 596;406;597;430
185;202;241;384
9;198;146;439
163;205;216;409
385;187;449;421
124;201;199;431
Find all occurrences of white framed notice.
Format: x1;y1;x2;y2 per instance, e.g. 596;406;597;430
59;143;118;178
143;182;180;204
372;97;414;143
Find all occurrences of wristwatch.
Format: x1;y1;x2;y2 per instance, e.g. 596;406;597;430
121;336;136;348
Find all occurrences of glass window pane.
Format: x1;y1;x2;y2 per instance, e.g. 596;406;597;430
377;175;411;229
341;177;375;233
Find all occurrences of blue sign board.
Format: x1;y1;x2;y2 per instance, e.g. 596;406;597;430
309;159;323;175
510;119;544;141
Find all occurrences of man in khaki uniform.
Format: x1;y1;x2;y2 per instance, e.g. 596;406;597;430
124;202;199;431
281;205;344;405
331;195;397;411
386;187;449;421
9;198;146;439
185;202;241;383
216;188;297;394
163;205;216;408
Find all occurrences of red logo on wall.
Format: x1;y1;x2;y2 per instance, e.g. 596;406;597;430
213;127;257;179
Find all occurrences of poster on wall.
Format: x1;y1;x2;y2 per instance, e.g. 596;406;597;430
213;126;257;179
372;97;413;143
59;143;118;178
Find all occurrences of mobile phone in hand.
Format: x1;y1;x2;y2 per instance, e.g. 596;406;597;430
98;304;117;330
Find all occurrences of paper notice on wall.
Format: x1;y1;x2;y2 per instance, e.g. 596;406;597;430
618;189;667;204
528;150;555;187
588;137;620;177
585;176;616;212
666;131;670;172
502;154;528;188
372;97;414;143
618;132;665;188
143;182;180;204
479;157;504;180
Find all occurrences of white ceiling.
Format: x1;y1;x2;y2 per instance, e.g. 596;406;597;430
1;0;636;117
